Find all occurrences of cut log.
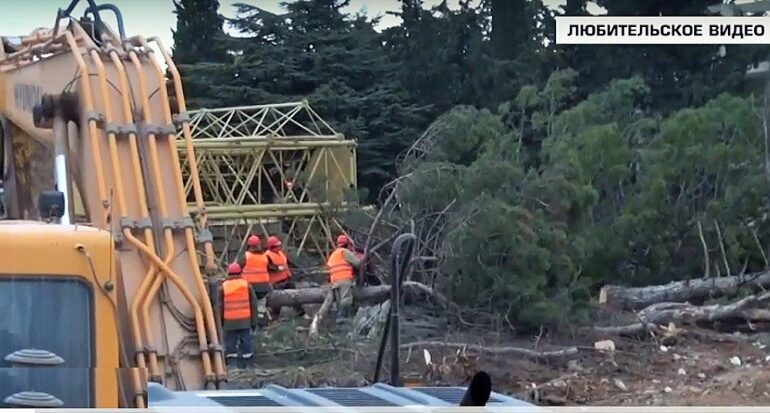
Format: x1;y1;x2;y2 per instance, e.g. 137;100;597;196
599;271;770;310
266;281;445;309
593;290;770;335
636;290;770;325
587;290;770;337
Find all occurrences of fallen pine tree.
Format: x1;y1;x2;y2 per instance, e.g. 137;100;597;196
598;270;770;310
588;289;770;336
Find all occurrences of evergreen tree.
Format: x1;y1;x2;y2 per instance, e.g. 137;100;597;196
562;0;763;111
171;0;228;64
489;0;529;60
195;0;432;196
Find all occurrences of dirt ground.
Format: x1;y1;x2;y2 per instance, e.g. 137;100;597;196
225;312;770;406
490;332;770;406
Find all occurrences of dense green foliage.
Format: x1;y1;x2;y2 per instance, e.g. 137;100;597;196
564;1;764;112
394;75;770;329
171;0;230;108
173;0;770;330
172;0;228;64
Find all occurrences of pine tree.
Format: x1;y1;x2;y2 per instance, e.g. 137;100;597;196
565;0;764;111
490;0;529;60
189;0;430;196
172;0;227;64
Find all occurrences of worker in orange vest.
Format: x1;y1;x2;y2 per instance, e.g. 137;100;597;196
218;262;258;360
266;235;306;319
238;235;277;326
266;235;292;284
326;234;362;320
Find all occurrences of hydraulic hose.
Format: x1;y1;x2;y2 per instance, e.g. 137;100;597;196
126;49;215;386
127;49;182;383
146;37;218;276
102;46;162;381
83;3;126;40
61;28;145;408
135;36;226;382
72;17;167;381
372;233;416;386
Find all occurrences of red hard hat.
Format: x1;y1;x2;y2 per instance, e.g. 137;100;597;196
267;236;282;248
247;235;261;247
336;234;350;247
227;262;242;275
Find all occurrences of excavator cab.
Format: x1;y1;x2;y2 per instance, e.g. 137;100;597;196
0;220;125;408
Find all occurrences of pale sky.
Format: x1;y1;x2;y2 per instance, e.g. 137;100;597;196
0;0;597;53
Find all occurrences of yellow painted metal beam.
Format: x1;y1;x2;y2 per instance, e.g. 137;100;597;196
177;101;360;260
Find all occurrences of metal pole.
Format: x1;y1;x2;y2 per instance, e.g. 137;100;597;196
389;233;416;387
372;233;416;385
53;112;71;225
389;253;401;387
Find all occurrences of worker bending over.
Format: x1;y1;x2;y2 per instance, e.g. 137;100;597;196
326;234;361;320
266;235;306;319
238;235;277;325
219;262;258;360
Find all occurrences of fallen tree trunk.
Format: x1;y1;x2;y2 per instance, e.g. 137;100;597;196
637;290;770;325
266;281;446;309
599;271;770;310
586;323;656;336
591;290;770;336
401;341;579;360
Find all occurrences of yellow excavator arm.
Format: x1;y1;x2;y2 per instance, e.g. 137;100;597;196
1;0;224;407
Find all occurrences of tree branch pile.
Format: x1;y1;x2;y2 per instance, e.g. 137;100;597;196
347;115;459;286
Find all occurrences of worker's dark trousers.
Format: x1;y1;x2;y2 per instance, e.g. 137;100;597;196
250;283;272;327
270;280;305;318
225;328;253;357
250;283;272;299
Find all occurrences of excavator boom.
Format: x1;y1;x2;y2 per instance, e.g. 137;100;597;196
1;1;223;406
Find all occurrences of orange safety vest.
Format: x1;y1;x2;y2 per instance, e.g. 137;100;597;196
266;250;291;284
243;251;270;284
327;247;354;283
222;278;251;321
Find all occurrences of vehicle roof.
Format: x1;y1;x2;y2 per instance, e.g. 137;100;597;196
148;383;534;408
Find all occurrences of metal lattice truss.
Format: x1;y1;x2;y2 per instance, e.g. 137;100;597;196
177;101;358;261
185;100;343;141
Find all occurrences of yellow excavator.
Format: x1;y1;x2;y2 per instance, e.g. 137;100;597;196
1;0;224;407
0;1;521;409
